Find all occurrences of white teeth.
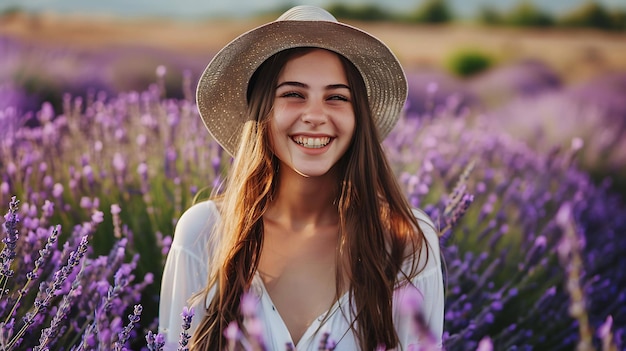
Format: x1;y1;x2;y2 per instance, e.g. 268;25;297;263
292;136;331;149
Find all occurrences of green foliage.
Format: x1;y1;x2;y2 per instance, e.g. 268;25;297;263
326;3;393;22
0;6;22;16
446;49;494;78
477;6;504;25
559;1;623;30
477;0;625;31
406;0;454;24
612;10;626;30
12;69;67;113
505;1;554;27
326;0;454;24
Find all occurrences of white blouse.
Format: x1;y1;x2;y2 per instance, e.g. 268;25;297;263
159;200;444;350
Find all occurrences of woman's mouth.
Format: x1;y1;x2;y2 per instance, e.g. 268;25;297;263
291;136;332;149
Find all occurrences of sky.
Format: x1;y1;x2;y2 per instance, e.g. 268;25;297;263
1;0;625;19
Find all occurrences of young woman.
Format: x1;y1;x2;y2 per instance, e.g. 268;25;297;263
159;6;444;351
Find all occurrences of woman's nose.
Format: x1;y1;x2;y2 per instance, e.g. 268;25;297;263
301;99;327;125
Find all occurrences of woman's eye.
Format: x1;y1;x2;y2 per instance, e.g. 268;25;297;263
280;92;303;98
328;95;349;102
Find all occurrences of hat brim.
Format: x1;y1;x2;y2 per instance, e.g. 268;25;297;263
196;20;407;156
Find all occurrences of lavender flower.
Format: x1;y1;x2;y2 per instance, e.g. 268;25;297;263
34;258;86;351
396;284;439;350
114;304;142;351
597;315;618;351
224;321;240;350
177;306;194;351
111;204;123;239
0;196;20;283
146;330;166;351
556;203;594;351
317;331;337;351
9;225;59;321
475;337;493;351
7;232;89;350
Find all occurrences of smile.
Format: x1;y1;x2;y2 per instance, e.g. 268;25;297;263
292;136;332;149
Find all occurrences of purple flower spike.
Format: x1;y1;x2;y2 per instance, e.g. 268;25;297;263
111;204;121;215
114;304;142;351
177;306;194;351
1;196;20;282
52;183;63;198
240;292;259;317
395;284;424;314
476;336;493;351
146;331;166;351
598;315;613;339
0;181;9;195
91;211;104;224
224;320;240;343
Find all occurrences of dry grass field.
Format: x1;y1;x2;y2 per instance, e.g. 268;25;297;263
2;11;626;85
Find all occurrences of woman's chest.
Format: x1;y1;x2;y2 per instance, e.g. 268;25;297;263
252;274;356;350
257;228;341;345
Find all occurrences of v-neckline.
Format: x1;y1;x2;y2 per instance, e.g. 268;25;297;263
252;272;350;348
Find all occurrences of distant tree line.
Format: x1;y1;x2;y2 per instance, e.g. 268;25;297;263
2;0;624;31
325;0;626;31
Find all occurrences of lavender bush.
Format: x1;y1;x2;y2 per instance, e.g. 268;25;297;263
1;37;625;350
0;77;224;348
479;78;626;200
386;108;625;349
0;196;152;350
466;59;562;108
0;35;206;116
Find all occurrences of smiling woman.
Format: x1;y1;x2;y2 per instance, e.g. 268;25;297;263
158;6;444;351
270;49;356;178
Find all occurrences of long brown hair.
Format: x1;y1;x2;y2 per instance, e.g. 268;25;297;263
190;48;429;351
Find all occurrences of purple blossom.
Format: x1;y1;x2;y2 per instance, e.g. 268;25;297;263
317;331;336;351
475;337;493;351
114;304;142;351
111;204;122;215
177;306;194;351
598;315;613;339
113;152;126;173
52;184;63;198
240;292;259;318
224;321;240;343
91;211;104;224
1;196;20;281
10;232;89;350
137;162;149;178
146;331;165;351
0;182;9;196
156;65;167;78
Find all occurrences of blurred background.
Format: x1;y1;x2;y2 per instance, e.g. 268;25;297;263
2;0;626;111
2;1;626;350
3;0;626;188
2;0;625;97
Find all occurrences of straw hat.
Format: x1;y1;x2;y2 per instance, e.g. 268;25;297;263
196;5;408;156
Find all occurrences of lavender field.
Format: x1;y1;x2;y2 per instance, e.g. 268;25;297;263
1;25;626;351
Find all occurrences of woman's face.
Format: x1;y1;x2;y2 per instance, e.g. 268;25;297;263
269;49;356;178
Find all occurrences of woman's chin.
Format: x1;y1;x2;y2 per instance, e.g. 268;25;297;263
291;164;334;179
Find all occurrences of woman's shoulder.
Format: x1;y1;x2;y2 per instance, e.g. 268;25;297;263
411;208;440;253
171;200;220;254
403;208;441;275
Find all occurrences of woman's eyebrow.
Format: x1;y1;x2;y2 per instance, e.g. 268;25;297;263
276;81;307;89
276;81;351;90
327;83;351;91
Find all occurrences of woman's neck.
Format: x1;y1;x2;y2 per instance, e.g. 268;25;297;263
266;163;340;230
